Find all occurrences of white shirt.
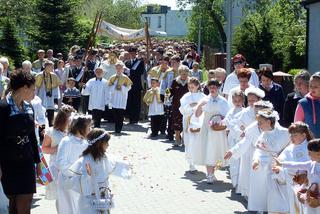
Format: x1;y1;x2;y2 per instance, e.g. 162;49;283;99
148;96;164;116
108;80;131;109
83;78;108;111
102;60;117;80
223;70;259;96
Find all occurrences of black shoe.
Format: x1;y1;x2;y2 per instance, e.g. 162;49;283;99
149;133;158;138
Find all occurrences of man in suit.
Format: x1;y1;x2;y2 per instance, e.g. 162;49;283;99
125;46;145;124
182;54;194;69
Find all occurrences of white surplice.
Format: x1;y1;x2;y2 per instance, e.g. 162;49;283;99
179;92;206;165
83;78;109;111
56;135;88;214
224;106;243;187
248;125;290;212
66;153;131;214
108;80;131;110
275;140;310;214
194;95;229;166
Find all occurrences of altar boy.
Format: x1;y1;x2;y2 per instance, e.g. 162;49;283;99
108;61;132;134
143;78;165;137
83;67;108;128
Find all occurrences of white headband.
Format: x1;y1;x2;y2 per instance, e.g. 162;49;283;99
257;110;279;121
88;131;108;145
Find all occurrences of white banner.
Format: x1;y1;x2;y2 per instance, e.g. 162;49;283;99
99;21;167;40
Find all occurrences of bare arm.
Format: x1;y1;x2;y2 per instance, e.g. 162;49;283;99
41;134;57;154
195;101;207;117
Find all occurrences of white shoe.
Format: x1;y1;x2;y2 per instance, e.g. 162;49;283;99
189;164;197;172
207;174;217;184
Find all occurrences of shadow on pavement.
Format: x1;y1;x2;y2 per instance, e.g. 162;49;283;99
31;198;41;209
101;121;149;133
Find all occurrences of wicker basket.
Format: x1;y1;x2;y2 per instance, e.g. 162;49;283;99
209;115;226;131
293;173;308;185
189;128;201;133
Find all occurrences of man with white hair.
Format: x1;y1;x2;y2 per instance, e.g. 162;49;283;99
0;63;10;99
22;60;37;76
0;57;10;78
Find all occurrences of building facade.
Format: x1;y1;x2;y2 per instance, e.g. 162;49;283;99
141;6;191;37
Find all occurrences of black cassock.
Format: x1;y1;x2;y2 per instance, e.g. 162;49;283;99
125;58;145;123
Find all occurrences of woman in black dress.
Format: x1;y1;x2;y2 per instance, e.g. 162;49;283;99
0;70;41;214
170;65;190;146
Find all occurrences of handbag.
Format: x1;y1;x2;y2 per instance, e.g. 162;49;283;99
36;144;53;186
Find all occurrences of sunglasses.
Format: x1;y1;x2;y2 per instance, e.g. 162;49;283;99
234;61;243;65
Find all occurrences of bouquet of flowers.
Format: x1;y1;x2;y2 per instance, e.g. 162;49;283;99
209;114;226;131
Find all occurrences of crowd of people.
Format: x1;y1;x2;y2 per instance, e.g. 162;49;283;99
0;39;320;214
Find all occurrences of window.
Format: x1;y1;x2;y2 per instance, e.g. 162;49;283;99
158;16;162;28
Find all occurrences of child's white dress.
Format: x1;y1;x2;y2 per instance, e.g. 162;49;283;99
67;153;131;214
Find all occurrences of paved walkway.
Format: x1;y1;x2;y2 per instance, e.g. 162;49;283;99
31;122;248;214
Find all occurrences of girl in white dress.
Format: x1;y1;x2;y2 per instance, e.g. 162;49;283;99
41;105;75;208
224;101;274;196
224;89;244;187
179;77;206;172
249;109;290;213
56;114;92;214
272;122;312;214
67;129;131;214
232;87;265;196
275;139;320;214
195;79;230;184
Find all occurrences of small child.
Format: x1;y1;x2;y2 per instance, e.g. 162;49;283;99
108;61;132;134
272;122;312;214
67;128;131;214
202;69;215;95
275;138;320;213
295;72;320;138
62;78;81;111
83;67;108;128
190;62;203;82
143;78;165;137
224;89;244;187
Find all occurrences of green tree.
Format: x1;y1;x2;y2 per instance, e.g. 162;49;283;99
31;0;91;54
232;0;306;71
0;19;26;67
177;0;226;51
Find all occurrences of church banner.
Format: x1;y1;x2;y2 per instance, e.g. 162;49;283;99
99;21;167;40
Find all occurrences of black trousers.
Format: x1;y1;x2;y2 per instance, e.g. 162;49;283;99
164;105;174;138
80;95;89;114
150;115;165;135
104;106;114;123
126;89;141;123
46;109;54;127
92;109;104;128
112;108;125;133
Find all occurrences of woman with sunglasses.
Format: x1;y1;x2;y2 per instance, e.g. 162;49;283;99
222;54;259;99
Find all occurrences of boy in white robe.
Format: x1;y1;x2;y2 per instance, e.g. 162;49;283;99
83;67;109;128
143;78;165;137
224;89;244;187
108;61;132;134
272;122;312;214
